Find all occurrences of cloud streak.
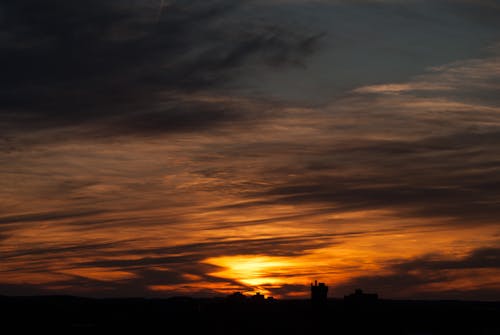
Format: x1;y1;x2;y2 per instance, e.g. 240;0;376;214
0;0;323;143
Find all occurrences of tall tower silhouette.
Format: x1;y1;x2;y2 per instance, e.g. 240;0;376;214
311;280;328;308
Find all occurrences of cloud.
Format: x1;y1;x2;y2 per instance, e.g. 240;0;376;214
255;131;500;223
0;0;323;140
334;247;500;300
1;240;128;261
0;209;107;225
214;47;500;227
352;83;452;94
395;247;500;271
264;283;308;298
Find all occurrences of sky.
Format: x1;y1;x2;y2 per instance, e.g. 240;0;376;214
1;0;500;300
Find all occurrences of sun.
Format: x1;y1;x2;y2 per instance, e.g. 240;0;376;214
204;255;295;288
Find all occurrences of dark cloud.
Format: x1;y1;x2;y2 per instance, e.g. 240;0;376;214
396;247;500;272
265;284;308;298
442;0;500;28
0;0;323;139
0;263;243;298
1;240;126;260
78;255;202;269
0;209;107;225
76;234;344;269
241;130;500;225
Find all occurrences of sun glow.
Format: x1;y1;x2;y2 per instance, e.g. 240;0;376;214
205;255;295;287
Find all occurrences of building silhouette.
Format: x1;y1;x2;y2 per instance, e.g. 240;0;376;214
344;289;378;304
226;291;246;304
251;292;265;302
311;280;328;308
226;291;275;304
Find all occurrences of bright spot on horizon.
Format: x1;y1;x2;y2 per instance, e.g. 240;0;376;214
205;255;296;288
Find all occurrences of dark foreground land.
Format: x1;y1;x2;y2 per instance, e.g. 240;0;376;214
1;295;499;334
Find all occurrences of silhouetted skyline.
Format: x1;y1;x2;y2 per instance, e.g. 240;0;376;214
1;293;499;334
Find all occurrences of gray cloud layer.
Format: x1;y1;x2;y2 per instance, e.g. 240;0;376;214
0;0;322;139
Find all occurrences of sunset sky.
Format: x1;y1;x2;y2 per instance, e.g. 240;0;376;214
1;0;500;300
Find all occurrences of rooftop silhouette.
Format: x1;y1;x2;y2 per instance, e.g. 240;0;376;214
225;291;276;307
0;284;498;334
344;289;378;304
310;280;328;309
